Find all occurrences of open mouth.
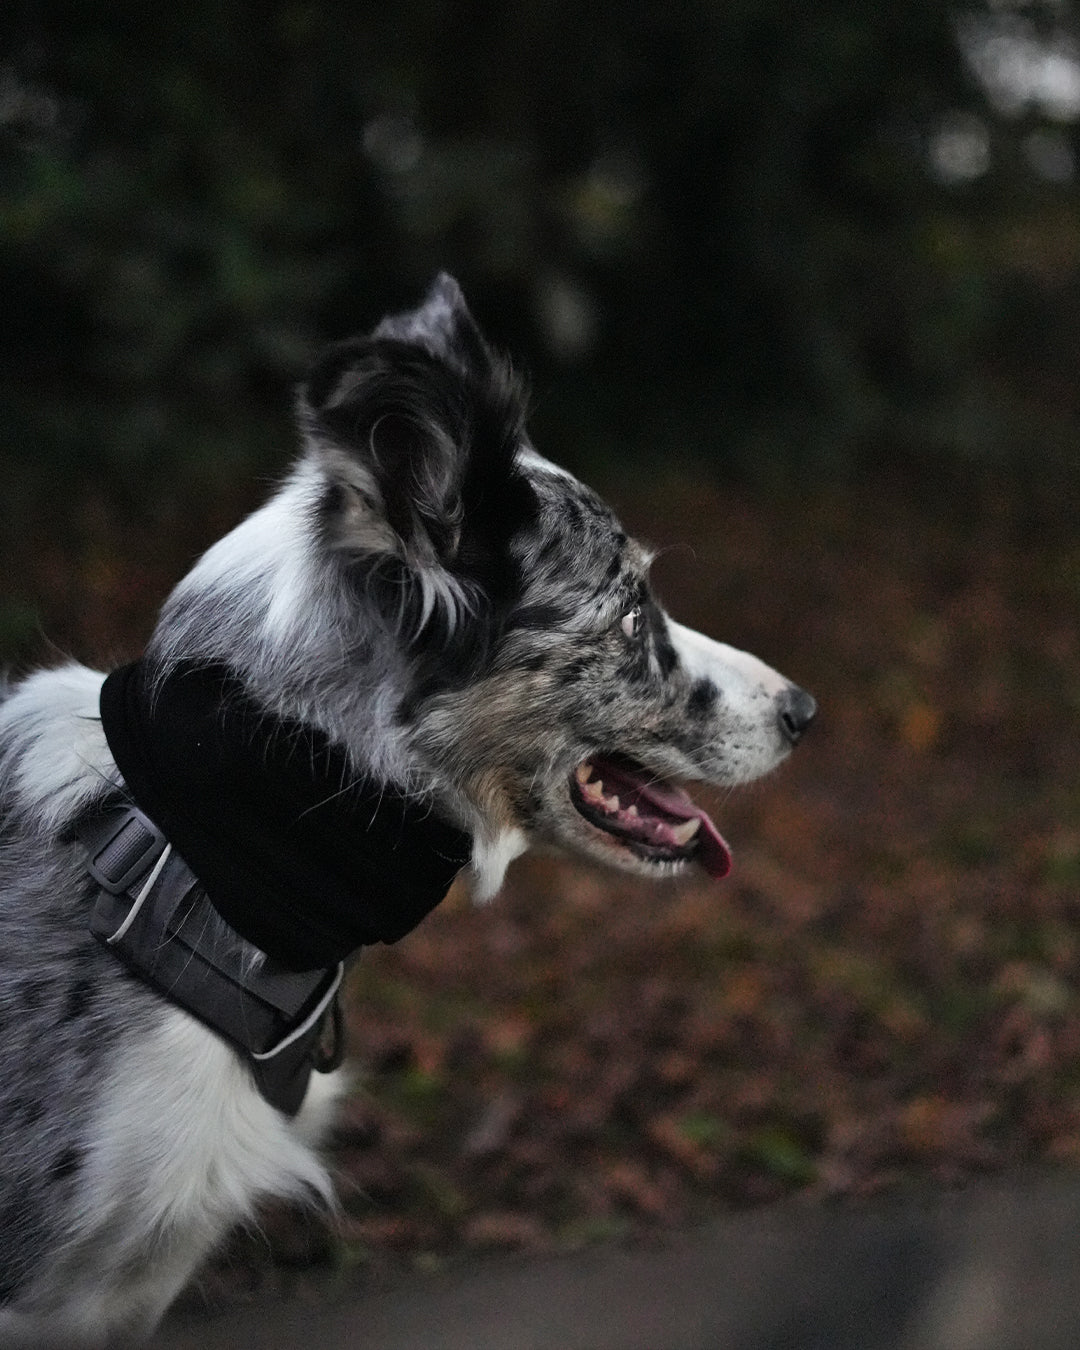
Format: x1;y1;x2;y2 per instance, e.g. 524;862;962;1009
569;754;732;878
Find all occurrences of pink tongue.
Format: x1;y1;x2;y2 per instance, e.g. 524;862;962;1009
595;759;733;879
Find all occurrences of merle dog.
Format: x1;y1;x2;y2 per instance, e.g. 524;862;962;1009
0;276;814;1344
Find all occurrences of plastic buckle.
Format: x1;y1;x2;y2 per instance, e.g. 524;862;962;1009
86;806;169;895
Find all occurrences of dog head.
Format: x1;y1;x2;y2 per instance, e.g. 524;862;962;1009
292;274;815;895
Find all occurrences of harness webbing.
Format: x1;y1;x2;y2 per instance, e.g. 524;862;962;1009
81;804;343;1116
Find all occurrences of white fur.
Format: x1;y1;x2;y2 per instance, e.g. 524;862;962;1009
664;619;794;782
170;465;324;659
516;445;578;484
667;619;789;699
7;1008;343;1345
0;665;115;828
470;825;529;902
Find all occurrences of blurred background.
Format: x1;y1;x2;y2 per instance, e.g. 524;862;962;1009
3;0;1080;1321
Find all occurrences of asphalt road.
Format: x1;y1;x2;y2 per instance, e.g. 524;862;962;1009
149;1170;1080;1350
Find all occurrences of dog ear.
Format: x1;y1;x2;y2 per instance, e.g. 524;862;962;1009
370;272;487;365
298;277;534;641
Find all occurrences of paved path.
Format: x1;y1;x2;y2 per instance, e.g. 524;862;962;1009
154;1171;1080;1350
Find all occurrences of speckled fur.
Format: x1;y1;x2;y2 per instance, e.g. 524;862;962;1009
0;276;810;1343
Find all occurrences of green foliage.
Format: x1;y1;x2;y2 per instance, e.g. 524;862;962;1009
1;0;1078;518
740;1124;818;1188
677;1112;731;1150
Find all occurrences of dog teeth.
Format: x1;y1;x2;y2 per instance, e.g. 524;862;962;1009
575;765;624;816
670;818;702;847
625;804;639;818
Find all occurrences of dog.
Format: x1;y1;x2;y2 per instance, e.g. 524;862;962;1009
0;275;815;1345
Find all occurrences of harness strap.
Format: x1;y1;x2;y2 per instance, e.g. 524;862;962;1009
80;805;344;1116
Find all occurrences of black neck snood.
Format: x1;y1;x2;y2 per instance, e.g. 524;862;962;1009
98;661;472;971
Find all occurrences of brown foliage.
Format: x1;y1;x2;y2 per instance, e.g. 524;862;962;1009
8;461;1080;1293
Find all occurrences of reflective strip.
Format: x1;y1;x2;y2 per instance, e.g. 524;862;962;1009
251;963;344;1062
106;843;173;945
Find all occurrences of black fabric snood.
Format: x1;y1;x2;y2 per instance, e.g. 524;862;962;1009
98;661;472;971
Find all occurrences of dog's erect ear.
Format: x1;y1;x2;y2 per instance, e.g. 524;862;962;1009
371;272;486;365
302;274;490;421
298;276;535;642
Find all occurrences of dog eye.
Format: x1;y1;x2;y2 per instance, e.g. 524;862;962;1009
620;605;643;639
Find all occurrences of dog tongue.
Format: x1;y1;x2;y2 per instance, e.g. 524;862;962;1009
595;758;733;879
633;777;733;879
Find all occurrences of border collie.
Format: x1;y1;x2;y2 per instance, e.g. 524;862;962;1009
0;276;814;1345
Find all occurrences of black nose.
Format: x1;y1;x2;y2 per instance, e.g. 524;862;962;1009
778;686;817;745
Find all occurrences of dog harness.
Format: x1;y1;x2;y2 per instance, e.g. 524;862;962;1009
79;660;473;1116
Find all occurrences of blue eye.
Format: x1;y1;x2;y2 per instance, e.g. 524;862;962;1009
620;605;643;639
